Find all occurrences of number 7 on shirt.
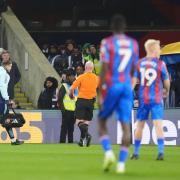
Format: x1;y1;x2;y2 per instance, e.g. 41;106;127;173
118;48;132;72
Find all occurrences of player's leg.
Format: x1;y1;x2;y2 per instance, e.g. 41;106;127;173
153;120;164;160
131;104;149;159
131;120;146;159
98;87;119;171
99;119;116;172
116;90;132;174
116;122;131;173
152;103;164;160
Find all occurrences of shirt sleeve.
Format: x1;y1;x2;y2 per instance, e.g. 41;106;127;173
71;76;81;90
161;61;169;80
0;69;9;100
100;39;110;63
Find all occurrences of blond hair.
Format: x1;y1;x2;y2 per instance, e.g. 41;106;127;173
144;39;160;54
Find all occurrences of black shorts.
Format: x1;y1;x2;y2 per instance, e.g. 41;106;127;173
75;98;95;121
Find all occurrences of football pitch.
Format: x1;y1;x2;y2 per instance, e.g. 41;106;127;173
0;144;179;180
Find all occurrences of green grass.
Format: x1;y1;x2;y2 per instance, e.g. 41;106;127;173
0;144;179;180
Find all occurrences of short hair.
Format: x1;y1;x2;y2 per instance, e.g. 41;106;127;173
110;14;127;33
85;61;94;71
144;39;160;53
66;68;75;77
1;50;9;56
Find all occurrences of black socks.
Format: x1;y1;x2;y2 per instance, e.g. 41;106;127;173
78;123;88;139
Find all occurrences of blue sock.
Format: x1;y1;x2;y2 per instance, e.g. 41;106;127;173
119;146;128;163
134;139;141;155
100;135;112;152
157;138;164;154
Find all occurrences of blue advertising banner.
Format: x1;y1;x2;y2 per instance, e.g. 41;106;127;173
0;109;179;145
131;109;180;146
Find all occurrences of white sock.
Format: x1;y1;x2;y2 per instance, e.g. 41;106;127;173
11;138;16;143
117;162;125;168
105;150;114;156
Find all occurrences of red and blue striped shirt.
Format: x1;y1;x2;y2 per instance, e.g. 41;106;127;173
100;34;139;87
134;57;169;104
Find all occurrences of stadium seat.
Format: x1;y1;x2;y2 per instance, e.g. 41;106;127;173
88;19;108;27
56;20;72;28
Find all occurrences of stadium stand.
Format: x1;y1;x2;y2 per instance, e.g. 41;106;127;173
1;7;60;108
0;0;180;108
14;83;33;109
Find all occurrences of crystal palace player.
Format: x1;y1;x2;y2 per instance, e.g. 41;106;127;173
98;14;139;173
131;39;170;160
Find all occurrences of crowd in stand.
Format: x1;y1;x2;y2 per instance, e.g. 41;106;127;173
38;39;101;112
39;39;180;110
41;39;101;77
0;43;180;110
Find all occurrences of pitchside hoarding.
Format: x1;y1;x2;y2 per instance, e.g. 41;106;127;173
118;109;180;145
0;109;179;145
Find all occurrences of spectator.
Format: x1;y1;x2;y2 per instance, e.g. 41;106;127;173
65;39;75;56
70;47;83;69
48;45;58;63
58;69;77;143
60;69;68;83
75;63;84;77
52;45;69;75
82;43;91;62
175;70;180;107
0;0;7;13
89;44;101;75
38;77;59;109
41;43;49;58
1;51;21;100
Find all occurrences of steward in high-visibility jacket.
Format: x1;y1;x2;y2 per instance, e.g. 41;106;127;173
58;70;77;143
62;83;77;111
83;45;101;75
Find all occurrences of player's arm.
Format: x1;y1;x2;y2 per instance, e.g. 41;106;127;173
98;39;109;107
163;79;170;97
97;62;108;108
132;77;138;89
161;62;170;97
99;39;109;90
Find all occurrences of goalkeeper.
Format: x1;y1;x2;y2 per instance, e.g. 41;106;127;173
0;61;24;145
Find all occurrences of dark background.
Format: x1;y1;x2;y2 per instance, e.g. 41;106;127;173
3;0;180;56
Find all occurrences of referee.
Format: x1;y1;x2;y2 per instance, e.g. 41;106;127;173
69;61;99;147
